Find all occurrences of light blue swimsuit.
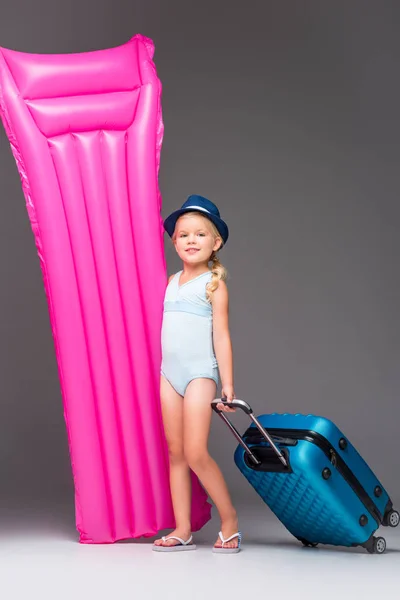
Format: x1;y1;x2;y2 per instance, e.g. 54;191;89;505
161;270;219;396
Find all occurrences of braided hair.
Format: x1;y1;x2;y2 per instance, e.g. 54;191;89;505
206;248;227;302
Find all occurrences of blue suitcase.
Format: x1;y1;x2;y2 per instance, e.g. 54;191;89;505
211;399;399;553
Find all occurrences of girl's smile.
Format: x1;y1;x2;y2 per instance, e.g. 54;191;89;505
174;214;221;264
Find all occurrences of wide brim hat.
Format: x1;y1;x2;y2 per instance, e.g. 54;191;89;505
163;194;229;245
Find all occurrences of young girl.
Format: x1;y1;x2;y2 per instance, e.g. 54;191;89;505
153;194;241;553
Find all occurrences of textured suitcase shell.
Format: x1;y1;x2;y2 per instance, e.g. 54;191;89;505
234;413;392;549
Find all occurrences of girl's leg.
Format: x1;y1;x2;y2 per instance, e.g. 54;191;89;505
183;378;239;549
154;375;193;547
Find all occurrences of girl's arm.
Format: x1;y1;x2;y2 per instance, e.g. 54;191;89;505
212;281;236;410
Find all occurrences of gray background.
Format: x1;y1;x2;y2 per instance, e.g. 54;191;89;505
0;0;399;531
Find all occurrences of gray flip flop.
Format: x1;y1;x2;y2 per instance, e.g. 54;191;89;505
212;531;242;553
153;534;197;552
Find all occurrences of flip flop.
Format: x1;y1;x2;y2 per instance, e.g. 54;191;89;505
153;534;197;552
212;531;242;554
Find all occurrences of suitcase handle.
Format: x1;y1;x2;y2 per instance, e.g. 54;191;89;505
211;398;288;468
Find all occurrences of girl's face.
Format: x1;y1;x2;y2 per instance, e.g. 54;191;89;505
174;213;221;265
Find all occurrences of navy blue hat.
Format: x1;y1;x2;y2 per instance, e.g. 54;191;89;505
163;195;229;245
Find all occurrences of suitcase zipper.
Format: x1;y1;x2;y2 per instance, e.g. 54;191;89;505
243;427;383;525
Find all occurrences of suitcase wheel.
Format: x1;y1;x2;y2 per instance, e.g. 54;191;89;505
297;537;318;548
366;536;386;554
386;510;400;528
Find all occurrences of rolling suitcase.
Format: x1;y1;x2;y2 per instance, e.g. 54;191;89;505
211;398;399;553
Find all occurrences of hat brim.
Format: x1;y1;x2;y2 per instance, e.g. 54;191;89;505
163;208;229;244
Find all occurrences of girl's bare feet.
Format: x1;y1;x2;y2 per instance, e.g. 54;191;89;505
154;528;193;547
213;515;240;549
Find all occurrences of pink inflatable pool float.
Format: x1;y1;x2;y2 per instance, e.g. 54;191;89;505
0;35;211;543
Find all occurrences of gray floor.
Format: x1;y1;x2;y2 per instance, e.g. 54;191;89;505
1;500;399;599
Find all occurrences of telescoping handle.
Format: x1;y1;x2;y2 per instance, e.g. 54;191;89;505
211;398;288;468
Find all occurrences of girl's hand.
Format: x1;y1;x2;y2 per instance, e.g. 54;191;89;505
217;385;236;413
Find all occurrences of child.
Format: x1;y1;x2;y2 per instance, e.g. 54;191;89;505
153;194;241;554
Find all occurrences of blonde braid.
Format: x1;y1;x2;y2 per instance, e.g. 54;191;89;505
206;250;227;302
